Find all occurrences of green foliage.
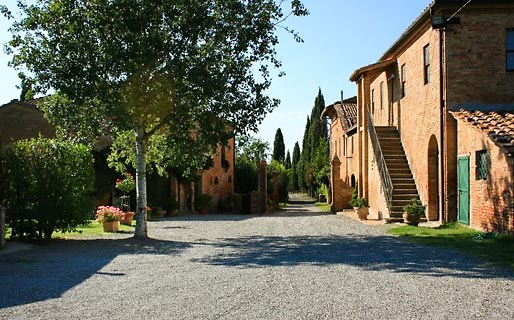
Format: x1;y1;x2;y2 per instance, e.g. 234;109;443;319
236;135;270;163
350;183;358;203
272;128;285;163
349;197;368;209
267;160;290;203
285;151;292;169
0;138;95;240
297;89;329;196
403;198;426;215
318;183;329;199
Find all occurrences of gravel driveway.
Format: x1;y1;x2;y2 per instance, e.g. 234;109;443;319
1;203;513;320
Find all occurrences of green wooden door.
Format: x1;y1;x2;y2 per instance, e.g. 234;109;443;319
458;156;470;225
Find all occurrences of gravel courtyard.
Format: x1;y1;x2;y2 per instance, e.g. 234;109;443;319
1;202;514;320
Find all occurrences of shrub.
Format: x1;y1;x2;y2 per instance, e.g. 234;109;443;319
349;197;369;209
403;198;426;215
0;138;95;240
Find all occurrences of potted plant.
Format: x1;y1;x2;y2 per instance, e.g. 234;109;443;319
96;206;123;232
115;173;136;212
349;197;369;220
195;194;212;214
120;211;135;226
402;198;426;226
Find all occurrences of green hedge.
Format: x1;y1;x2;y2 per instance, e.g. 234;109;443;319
0;138;95;240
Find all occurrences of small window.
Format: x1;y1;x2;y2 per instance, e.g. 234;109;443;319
507;29;514;71
424;44;430;84
401;64;407;97
371;89;375;114
476;150;488;180
380;81;384;109
351;136;354;154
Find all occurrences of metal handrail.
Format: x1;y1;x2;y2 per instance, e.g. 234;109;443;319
367;112;393;211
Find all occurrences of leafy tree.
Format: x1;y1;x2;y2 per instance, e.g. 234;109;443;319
272;128;285;163
236;135;270;163
292;142;301;166
234;135;270;194
0;138;94;240
267;160;290;203
6;0;308;238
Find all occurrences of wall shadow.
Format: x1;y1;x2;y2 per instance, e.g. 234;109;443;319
191;234;513;280
0;238;190;309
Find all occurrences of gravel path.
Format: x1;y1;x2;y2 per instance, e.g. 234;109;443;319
1;203;514;320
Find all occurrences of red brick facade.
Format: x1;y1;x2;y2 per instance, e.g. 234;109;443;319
200;140;235;212
322;99;358;212
349;0;514;232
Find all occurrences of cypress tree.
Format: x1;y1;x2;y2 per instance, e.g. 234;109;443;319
285;150;291;169
272;128;286;163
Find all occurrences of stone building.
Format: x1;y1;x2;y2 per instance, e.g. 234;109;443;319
346;0;514;233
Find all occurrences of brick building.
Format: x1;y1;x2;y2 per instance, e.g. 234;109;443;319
0;98;234;213
321;96;358;212
347;0;514;233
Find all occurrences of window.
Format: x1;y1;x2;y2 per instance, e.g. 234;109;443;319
380;81;384;110
507;29;514;71
351;136;354;154
476;150;488;180
401;64;406;97
371;89;375;114
424;44;430;84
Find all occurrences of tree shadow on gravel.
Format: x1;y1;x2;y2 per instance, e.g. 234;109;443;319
0;238;190;309
192;235;514;280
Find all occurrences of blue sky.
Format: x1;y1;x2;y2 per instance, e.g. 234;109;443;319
0;0;429;153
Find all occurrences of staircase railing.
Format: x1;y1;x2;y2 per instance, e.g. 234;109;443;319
367;111;393;211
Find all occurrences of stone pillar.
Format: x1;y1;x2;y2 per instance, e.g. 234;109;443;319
1;206;5;249
258;160;267;214
330;156;342;213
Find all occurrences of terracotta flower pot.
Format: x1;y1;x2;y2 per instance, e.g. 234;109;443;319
403;212;420;226
103;220;119;232
356;207;369;220
120;212;135;226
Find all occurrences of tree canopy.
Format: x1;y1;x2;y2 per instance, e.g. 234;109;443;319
5;0;308;238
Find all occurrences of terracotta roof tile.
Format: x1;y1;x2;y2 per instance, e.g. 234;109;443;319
451;108;514;156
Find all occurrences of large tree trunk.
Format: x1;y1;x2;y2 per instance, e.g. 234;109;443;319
134;127;148;239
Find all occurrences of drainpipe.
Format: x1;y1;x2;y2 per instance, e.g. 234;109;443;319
439;28;446;222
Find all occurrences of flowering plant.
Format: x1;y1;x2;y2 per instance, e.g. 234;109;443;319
115;173;136;194
96;206;124;222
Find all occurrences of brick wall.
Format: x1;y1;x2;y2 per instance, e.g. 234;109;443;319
456;120;514;234
200;138;235;211
0;101;56;145
445;8;514;107
328;117;358;211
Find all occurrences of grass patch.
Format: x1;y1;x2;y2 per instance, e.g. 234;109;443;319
315;202;330;212
52;220;134;238
388;222;514;272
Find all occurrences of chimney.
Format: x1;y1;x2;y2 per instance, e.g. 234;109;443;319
340;90;344;104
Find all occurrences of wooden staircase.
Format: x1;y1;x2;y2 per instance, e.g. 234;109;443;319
375;127;422;222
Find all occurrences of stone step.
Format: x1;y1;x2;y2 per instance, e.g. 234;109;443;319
392;194;419;201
